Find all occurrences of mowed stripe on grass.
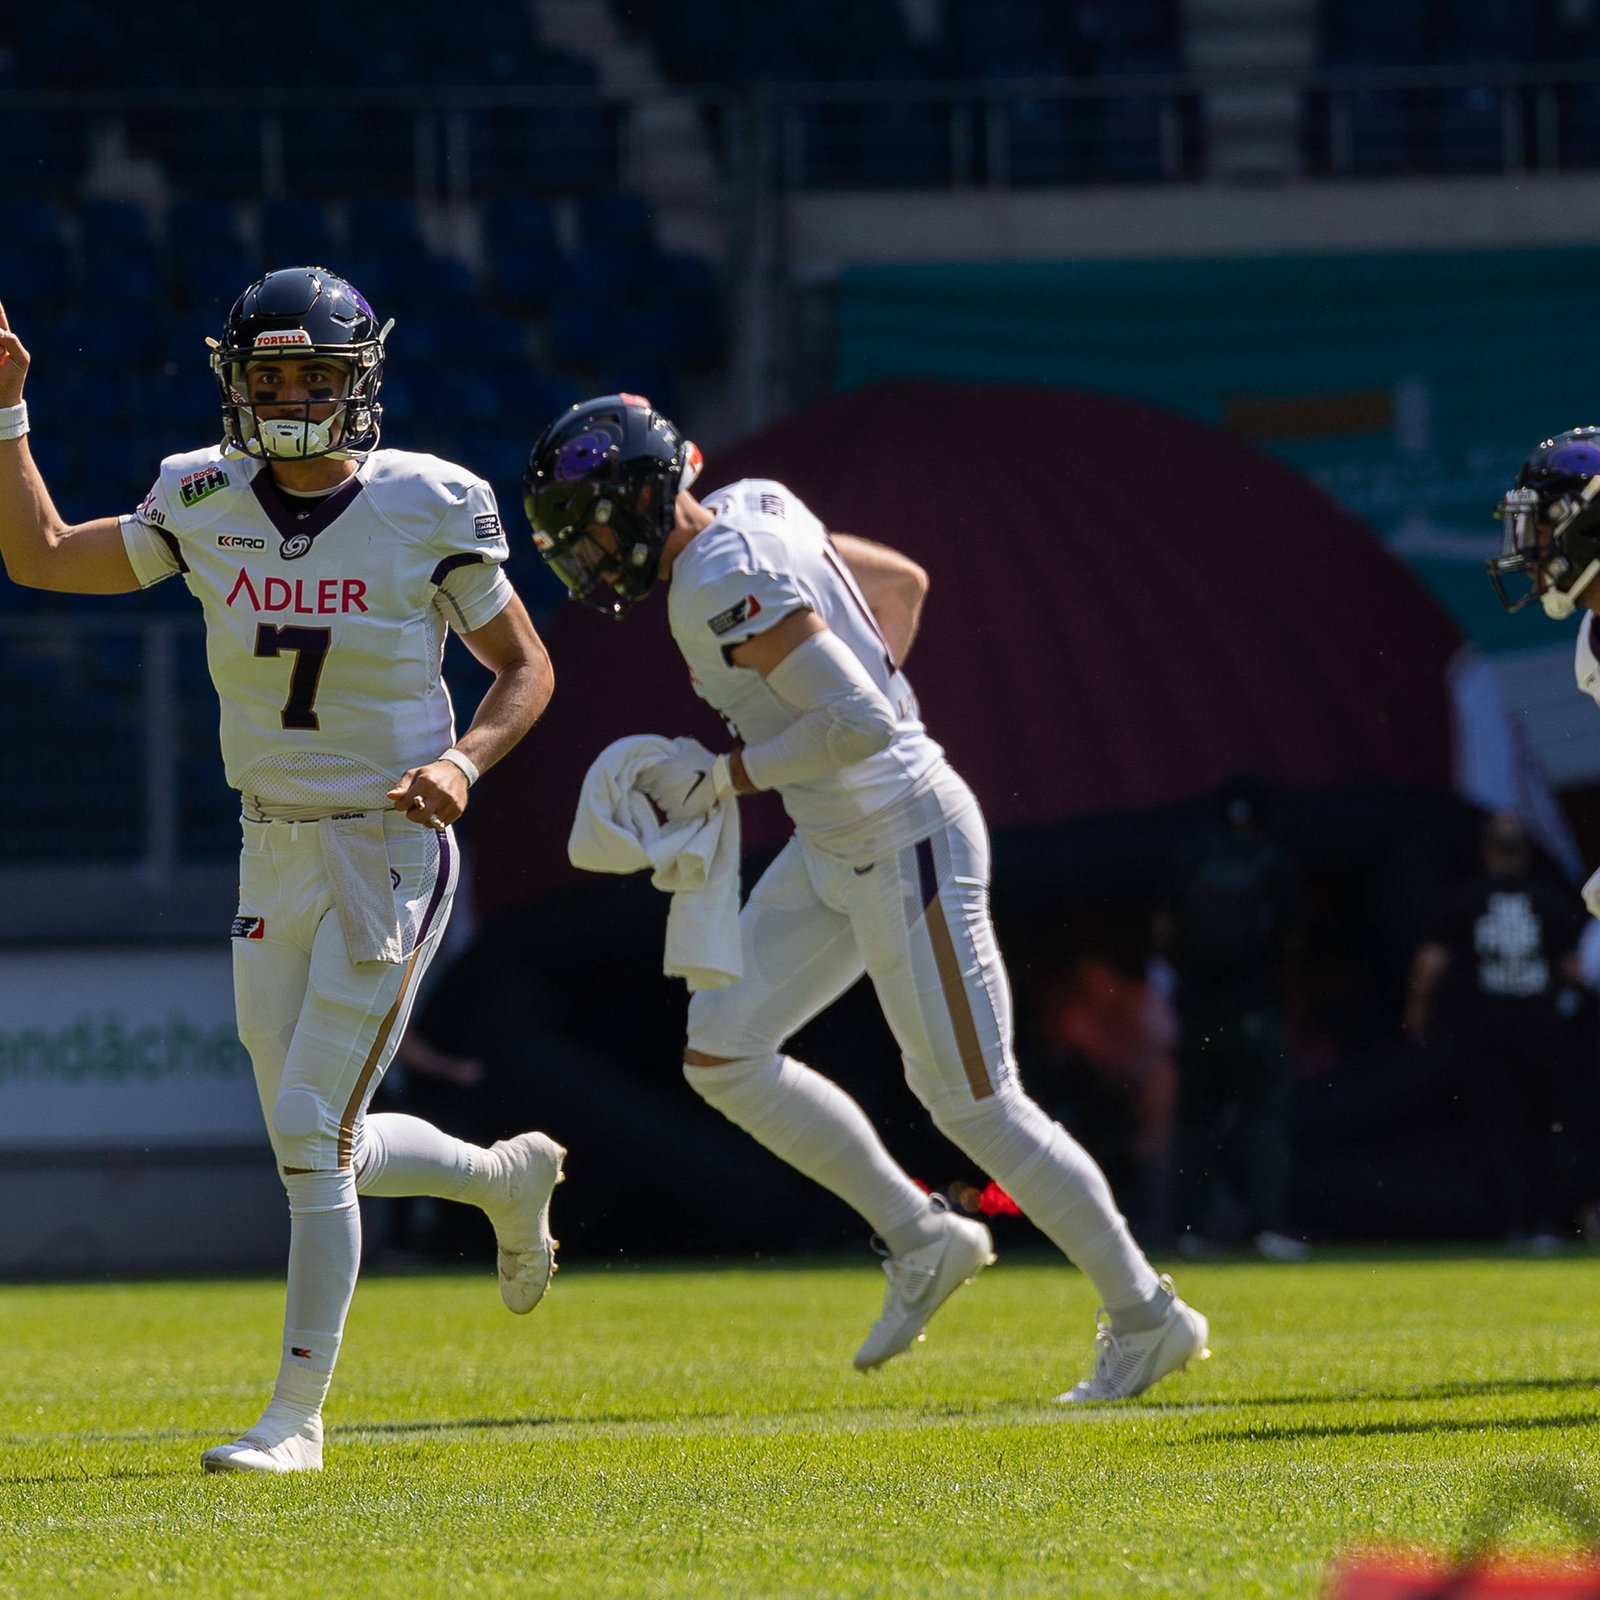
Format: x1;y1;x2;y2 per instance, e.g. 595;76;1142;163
2;1250;1598;1599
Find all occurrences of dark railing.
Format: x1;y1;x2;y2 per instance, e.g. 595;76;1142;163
6;63;1600;205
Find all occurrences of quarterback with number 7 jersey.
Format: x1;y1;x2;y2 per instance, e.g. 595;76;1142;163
524;393;1209;1403
0;267;565;1474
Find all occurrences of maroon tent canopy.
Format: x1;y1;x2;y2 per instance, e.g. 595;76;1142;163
471;380;1463;919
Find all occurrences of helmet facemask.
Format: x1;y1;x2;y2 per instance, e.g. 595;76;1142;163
1491;473;1600;620
218;351;376;462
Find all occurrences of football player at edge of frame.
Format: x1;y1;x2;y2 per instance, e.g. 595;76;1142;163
0;270;566;1475
1491;424;1600;920
523;393;1211;1403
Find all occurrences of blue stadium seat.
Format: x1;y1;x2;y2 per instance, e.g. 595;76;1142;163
576;192;656;253
0;108;93;199
486;237;566;313
346;197;425;254
79;198;155;249
176;244;258;317
257;198;337;265
561;241;650;305
166;198;247;254
82;244;168;310
546;292;612;369
141;109;269;198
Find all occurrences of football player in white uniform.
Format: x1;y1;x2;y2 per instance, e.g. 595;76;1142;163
0;269;565;1474
524;394;1210;1402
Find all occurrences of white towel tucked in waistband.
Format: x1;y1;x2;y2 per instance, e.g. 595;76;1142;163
320;812;406;965
568;734;743;991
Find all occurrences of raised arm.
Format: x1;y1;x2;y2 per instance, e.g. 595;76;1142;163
0;303;143;594
830;532;929;667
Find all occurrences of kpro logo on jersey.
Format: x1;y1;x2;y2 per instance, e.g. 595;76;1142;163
252;329;314;349
231;915;266;940
180;466;230;507
707;595;762;636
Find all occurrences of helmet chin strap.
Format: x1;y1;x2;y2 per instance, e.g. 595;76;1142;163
1544;559;1600;620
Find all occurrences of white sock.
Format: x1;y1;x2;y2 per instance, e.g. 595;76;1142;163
685;1054;938;1245
354;1112;481;1202
270;1169;359;1427
935;1091;1162;1315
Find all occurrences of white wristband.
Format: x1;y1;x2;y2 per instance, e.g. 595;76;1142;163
711;753;740;799
0;401;28;442
437;747;480;787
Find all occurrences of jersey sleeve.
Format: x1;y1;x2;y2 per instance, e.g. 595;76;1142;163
426;476;514;632
433;475;511;567
683;561;814;651
118;480;185;588
435;559;515;634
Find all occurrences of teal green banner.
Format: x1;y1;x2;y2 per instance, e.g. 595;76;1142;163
837;249;1600;653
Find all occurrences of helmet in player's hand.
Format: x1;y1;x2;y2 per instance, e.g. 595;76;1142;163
1490;426;1600;619
211;266;392;462
522;393;702;619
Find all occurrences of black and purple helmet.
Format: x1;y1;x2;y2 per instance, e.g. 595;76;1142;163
211;266;392;461
522;393;702;619
1490;426;1600;619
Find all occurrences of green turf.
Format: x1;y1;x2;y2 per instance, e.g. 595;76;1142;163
3;1247;1600;1598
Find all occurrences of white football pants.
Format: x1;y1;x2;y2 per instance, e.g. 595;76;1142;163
233;813;457;1175
686;802;1162;1313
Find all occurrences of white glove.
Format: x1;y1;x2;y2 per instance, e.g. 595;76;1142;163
1584;864;1600;920
638;741;721;825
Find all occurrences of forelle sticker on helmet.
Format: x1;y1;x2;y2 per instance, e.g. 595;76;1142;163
252;329;314;349
554;430;615;482
708;595;762;636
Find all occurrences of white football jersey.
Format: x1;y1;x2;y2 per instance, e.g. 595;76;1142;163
669;478;960;857
1578;613;1600;708
120;446;514;814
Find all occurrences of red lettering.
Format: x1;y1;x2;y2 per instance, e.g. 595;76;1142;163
343;579;367;613
293;580;312;613
318;579;338;614
264;578;291;611
225;568;261;609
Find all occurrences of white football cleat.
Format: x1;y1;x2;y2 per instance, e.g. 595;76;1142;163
1054;1278;1210;1404
484;1132;566;1314
201;1411;324;1474
853;1209;996;1371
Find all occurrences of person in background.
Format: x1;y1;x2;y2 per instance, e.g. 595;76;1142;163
1161;773;1308;1262
0;269;562;1474
1404;811;1585;1248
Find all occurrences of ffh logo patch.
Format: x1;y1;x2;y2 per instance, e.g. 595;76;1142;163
473;513;503;541
708;595;762;636
231;915;266;939
179;466;230;507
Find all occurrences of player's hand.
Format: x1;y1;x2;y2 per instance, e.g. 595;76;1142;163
388;761;468;830
1584;865;1600;920
638;741;720;824
0;301;31;409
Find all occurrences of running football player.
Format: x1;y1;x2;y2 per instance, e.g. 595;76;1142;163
523;394;1210;1403
0;268;564;1474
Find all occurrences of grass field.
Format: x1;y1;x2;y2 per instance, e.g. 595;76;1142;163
3;1246;1600;1598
